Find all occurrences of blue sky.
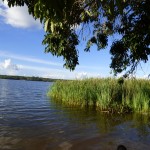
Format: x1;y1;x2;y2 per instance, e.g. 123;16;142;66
0;0;149;79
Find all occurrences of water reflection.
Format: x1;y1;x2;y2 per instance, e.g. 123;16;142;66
0;79;150;150
50;100;150;149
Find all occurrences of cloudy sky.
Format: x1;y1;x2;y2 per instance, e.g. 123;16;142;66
0;0;149;79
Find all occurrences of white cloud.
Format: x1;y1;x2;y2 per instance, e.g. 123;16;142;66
75;72;104;80
0;59;20;75
0;58;109;79
0;0;42;29
143;74;149;79
0;59;62;78
0;58;72;79
0;51;111;79
75;72;88;79
1;59;20;70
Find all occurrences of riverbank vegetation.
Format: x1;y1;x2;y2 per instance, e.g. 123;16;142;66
0;75;59;82
48;78;150;113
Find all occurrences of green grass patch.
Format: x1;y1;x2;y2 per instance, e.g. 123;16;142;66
48;78;150;113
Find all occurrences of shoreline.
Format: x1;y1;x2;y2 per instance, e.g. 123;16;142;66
0;75;60;82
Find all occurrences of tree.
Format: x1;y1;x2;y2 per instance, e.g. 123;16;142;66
3;0;150;76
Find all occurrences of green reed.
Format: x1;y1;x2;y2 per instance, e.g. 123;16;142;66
48;78;150;113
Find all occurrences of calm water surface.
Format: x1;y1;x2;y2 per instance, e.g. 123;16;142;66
0;79;150;150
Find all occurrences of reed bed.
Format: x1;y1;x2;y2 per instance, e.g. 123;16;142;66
48;78;150;113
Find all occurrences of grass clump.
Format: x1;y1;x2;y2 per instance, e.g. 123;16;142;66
48;78;150;113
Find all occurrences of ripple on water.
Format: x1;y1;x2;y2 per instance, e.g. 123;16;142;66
1;79;150;150
0;137;21;150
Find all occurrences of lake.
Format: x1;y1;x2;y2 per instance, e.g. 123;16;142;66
0;79;150;150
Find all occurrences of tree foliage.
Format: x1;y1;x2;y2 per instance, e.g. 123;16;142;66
3;0;150;75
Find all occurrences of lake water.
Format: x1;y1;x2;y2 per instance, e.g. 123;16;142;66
0;79;150;150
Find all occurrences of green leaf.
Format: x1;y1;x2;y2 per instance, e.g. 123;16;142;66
116;0;123;14
51;22;54;33
44;19;49;32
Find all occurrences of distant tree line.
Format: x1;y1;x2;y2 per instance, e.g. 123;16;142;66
0;75;59;82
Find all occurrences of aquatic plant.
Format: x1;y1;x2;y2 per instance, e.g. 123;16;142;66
48;78;150;113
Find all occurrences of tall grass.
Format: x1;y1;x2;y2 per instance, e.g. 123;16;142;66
48;78;150;113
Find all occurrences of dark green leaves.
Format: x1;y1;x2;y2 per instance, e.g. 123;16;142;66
43;24;79;70
84;33;108;52
110;40;129;74
3;0;150;75
97;33;108;49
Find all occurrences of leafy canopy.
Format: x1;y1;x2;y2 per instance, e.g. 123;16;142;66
3;0;150;76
